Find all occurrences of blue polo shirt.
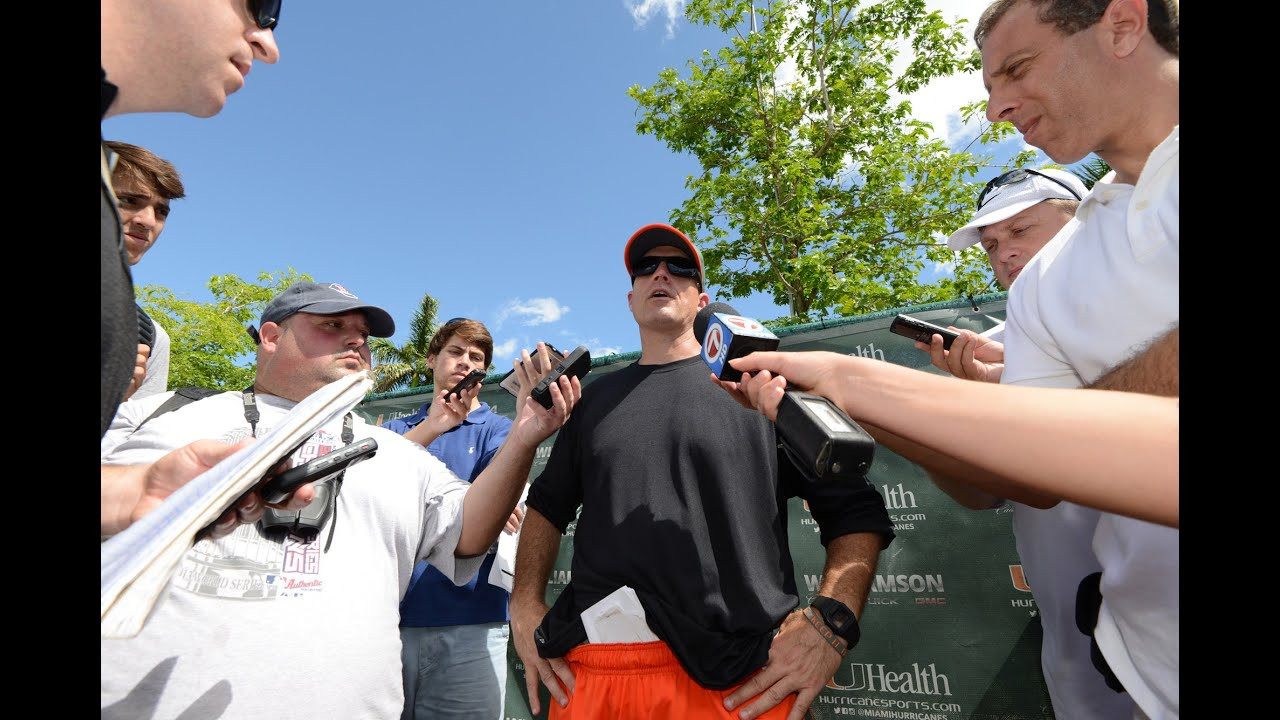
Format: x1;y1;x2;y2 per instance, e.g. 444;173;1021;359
384;401;514;626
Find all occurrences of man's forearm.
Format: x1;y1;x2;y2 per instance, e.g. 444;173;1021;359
511;508;561;606
1088;324;1178;396
401;421;445;449
816;532;884;618
924;468;1003;510
457;438;536;556
864;421;1058;509
853;361;1178;526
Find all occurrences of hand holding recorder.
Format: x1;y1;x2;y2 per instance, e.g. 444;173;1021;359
889;313;959;351
892;313;1005;383
499;342;565;397
697;303;874;481
503;341;585;435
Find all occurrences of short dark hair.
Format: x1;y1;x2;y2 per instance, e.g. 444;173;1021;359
427;318;494;369
975;0;1178;57
106;140;186;200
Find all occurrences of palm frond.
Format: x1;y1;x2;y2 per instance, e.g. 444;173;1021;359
1070;156;1112;190
368;290;441;393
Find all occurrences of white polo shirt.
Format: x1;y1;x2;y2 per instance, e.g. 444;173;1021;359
1002;126;1179;720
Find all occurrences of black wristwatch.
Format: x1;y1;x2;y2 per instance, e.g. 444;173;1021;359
811;595;861;648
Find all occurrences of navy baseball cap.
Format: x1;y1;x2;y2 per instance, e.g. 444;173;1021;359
248;282;395;343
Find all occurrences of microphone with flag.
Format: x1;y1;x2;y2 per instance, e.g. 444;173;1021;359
694;302;875;481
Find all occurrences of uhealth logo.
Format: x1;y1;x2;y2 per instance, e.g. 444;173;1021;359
827;662;954;696
1009;565;1032;592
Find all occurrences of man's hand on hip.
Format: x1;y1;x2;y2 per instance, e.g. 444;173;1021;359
723;608;842;720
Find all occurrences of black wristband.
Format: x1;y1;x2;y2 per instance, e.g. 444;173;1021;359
811;595;861;649
803;608;848;657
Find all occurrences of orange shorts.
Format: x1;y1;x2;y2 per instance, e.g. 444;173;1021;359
549;640;800;720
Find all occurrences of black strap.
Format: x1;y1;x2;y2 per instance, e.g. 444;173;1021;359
137;387;225;430
1075;572;1126;693
136;304;156;348
244;388;353;550
242;388;261;437
341;413;354;444
320;413;356;551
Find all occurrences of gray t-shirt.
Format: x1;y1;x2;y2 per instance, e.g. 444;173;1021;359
101;390;480;719
133;319;170;400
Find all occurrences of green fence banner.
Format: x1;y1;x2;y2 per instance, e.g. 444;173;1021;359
355;294;1055;720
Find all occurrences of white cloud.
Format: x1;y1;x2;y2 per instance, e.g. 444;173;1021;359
902;1;1042;162
578;335;622;356
491;338;519;366
900;1;991;146
555;332;625;360
626;0;686;39
496;297;570;328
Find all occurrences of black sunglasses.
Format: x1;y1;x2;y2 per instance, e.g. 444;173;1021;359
631;254;701;281
249;0;281;30
442;317;471;326
977;168;1081;210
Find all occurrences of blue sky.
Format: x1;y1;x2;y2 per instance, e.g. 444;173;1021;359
104;0;1043;370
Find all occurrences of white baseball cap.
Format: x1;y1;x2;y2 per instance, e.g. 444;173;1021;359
946;168;1088;251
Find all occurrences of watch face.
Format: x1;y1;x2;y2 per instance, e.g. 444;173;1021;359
829;604;853;628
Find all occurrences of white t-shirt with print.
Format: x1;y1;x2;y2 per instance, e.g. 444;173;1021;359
101;389;482;720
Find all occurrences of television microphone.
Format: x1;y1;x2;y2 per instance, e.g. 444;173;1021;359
694;303;875;481
694;302;779;382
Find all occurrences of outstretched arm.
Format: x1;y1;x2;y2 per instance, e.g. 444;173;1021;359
457;373;580;556
722;352;1178;528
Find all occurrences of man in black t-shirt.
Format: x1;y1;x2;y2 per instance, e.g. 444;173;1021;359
510;223;894;720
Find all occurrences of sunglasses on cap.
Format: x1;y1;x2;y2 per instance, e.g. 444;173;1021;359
249;0;281;30
630;254;701;282
976;168;1082;210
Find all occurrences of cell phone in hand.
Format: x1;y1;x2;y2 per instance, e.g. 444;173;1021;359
445;369;486;401
889;314;959;351
531;345;591;409
498;342;564;397
260;438;378;504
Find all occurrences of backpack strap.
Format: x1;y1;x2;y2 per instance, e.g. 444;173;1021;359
137;387;226;430
136;304;156;349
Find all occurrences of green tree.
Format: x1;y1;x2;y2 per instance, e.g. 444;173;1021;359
369;291;440;393
137;269;313;390
629;0;1035;322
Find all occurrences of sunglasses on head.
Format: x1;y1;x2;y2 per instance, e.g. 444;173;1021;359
977;168;1081;210
249;0;281;30
442;317;471;326
631;254;701;281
